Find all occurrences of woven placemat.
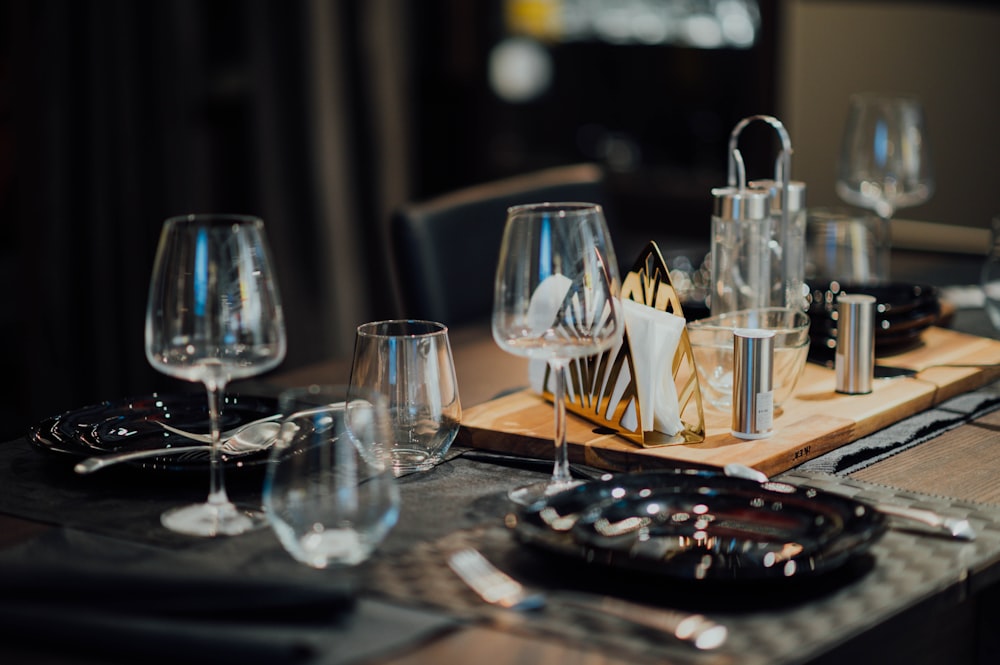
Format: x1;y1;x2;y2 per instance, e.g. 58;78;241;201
366;472;1000;665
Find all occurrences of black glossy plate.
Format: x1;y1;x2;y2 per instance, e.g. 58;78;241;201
29;393;279;472
807;282;941;356
510;470;887;582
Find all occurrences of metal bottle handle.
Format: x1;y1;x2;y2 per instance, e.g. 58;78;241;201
725;115;795;307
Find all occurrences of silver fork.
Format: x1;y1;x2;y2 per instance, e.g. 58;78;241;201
446;548;728;650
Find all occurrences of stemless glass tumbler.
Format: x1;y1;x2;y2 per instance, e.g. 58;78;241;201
264;385;400;569
350;320;461;476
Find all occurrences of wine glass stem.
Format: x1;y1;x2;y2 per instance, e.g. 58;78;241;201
205;382;231;508
875;212;893;282
548;359;572;488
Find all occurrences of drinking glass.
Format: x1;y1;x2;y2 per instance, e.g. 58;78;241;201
263;385;400;568
805;207;889;285
145;214;286;536
836;93;934;280
981;215;1000;331
350;320;461;476
492;202;623;505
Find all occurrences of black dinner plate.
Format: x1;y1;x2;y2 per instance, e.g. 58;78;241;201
29;393;279;472
510;470;887;582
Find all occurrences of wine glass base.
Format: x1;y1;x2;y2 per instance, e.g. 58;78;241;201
507;478;584;507
161;501;268;537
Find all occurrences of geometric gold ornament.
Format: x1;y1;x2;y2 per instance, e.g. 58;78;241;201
540;241;706;447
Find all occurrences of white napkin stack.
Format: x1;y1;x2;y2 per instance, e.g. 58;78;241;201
530;298;686;437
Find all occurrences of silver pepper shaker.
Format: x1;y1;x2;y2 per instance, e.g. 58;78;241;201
731;328;775;440
835;294;876;394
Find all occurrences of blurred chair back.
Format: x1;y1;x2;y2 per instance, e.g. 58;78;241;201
390;163;612;328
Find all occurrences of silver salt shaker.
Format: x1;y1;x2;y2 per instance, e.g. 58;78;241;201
731;328;775;440
835;294;876;394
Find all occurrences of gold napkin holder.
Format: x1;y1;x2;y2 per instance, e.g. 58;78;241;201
539;241;706;447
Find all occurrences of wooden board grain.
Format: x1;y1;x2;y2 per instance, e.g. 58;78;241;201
455;326;1000;477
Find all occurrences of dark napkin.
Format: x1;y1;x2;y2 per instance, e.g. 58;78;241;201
0;528;454;665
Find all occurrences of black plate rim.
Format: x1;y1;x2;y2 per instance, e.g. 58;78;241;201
28;392;279;473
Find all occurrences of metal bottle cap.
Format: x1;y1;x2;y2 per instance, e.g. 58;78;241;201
711;186;770;221
748;179;807;214
835;294;876;394
731;328;775;440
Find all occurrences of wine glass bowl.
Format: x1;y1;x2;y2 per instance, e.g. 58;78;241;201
491;202;623;505
145;213;286;536
836;93;933;226
835;94;933;285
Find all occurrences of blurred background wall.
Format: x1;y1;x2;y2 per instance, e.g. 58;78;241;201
0;0;996;440
779;0;1000;244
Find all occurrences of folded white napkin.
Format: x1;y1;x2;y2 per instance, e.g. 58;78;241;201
616;299;686;436
531;299;686;437
525;273;574;334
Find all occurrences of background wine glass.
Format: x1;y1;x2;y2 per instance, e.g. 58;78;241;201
836;93;934;282
491;202;622;506
145;213;286;537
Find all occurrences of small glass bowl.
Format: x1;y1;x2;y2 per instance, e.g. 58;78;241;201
687;308;810;411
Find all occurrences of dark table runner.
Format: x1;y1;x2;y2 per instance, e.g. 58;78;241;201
0;440;551;665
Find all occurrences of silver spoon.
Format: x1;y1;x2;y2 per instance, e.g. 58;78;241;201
73;421;282;474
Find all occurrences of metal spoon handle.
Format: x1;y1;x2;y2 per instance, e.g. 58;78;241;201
74;445;208;474
158;413;282;443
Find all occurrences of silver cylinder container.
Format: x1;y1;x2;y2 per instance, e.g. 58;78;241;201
835;294;876;394
731;328;775;440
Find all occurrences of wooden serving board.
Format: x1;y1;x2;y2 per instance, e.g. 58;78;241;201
456;326;1000;477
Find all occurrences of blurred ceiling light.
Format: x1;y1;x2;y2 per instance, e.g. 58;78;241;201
488;37;554;103
503;0;760;49
683;14;724;49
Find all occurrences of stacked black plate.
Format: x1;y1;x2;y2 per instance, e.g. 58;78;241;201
806;282;941;360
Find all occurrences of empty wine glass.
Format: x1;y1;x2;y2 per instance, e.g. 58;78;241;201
264;385;400;568
145;214;286;536
492;202;623;506
836;93;934;281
